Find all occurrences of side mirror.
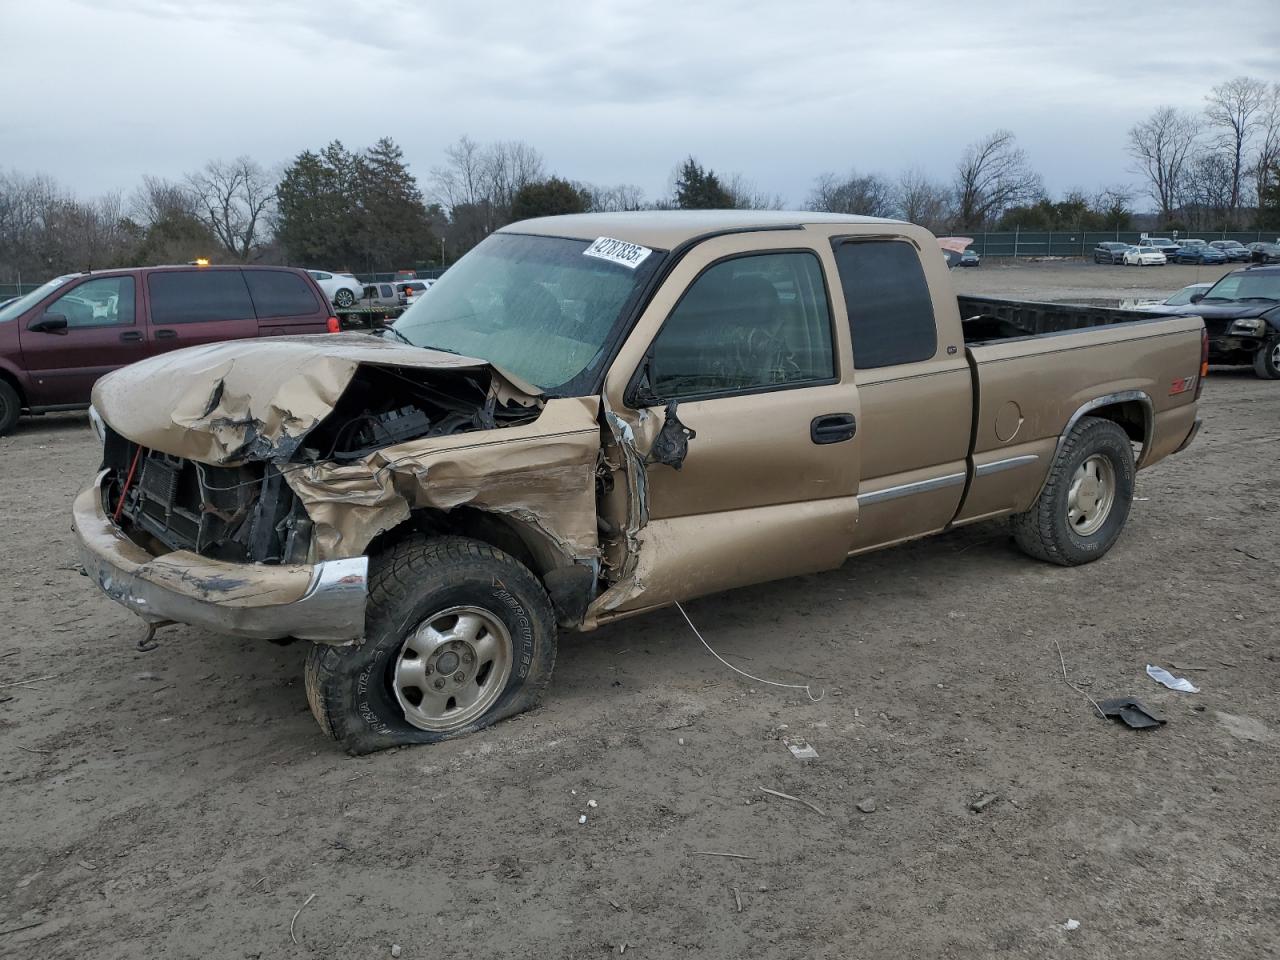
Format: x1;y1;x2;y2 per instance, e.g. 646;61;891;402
1189;294;1205;304
30;312;69;334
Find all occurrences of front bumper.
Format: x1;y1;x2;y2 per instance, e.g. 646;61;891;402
73;472;367;642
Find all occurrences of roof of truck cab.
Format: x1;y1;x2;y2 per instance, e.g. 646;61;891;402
499;210;907;250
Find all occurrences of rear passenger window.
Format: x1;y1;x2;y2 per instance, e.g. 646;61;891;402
244;270;320;318
833;240;937;369
646;251;835;400
148;271;254;324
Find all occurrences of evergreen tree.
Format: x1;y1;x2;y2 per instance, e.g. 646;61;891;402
674;157;735;209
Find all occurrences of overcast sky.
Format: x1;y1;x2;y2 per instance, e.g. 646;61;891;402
3;0;1277;209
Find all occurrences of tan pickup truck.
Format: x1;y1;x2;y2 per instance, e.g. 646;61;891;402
74;211;1206;752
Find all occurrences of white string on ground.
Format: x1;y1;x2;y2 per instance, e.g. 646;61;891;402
675;601;825;703
1053;638;1106;719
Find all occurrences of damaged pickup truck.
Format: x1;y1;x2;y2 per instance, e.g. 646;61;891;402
74;212;1206;753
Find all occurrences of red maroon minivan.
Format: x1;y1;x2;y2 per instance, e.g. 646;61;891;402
0;265;337;435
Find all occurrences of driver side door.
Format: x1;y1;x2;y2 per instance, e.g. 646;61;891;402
597;232;861;615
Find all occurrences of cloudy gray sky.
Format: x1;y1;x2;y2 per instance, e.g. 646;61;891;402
4;0;1278;208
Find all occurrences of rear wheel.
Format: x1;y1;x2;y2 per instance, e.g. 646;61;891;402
1254;336;1280;379
333;287;356;308
305;535;557;754
0;379;20;436
1012;417;1135;566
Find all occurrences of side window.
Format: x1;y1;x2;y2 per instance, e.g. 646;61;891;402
148;271;254;324
244;270;321;318
833;240;937;369
48;276;135;328
647;251;834;400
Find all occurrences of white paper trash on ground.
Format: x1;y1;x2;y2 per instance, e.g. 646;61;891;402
1146;664;1200;693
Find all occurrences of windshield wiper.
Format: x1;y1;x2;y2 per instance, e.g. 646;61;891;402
378;325;415;346
1201;296;1233;302
1237;296;1278;302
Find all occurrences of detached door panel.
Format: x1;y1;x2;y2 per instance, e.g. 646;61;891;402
144;269;259;353
19;275;144;406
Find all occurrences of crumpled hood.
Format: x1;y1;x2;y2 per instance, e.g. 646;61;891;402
91;333;542;465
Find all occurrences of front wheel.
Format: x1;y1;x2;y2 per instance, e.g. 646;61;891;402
305;535;558;754
1254;336;1280;379
1011;417;1135;566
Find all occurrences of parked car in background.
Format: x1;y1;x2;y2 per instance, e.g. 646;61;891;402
1143;265;1280;378
1153;282;1213;308
1210;240;1251;262
362;282;400;312
394;270;418;283
959;249;980;267
396;279;434;307
1092;241;1129;264
1124;245;1166;266
307;270;366;308
1173;240;1228;265
1139;237;1181;258
1246;242;1280;264
0;265;336;435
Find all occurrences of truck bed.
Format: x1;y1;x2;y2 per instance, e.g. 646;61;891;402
958;295;1180;345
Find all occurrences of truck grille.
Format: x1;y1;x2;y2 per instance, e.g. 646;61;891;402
103;430;313;564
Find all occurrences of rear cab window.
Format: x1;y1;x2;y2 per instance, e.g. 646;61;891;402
244;270;322;318
831;240;937;369
148;270;255;324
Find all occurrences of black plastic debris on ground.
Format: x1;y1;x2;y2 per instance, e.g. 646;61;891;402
1098;697;1165;729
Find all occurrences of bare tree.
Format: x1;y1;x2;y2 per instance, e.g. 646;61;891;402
130;175;196;226
1204;76;1269;217
1182;151;1236;230
807;170;895;217
483;140;546;216
585;183;646;212
1128;107;1200;223
894;168;952;229
953;130;1043;229
1251;83;1280;211
187;157;275;261
723;173;785;210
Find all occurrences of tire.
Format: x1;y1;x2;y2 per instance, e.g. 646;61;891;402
0;379;20;436
333;287;356;308
305;535;557;754
1011;417;1135;566
1253;336;1280;379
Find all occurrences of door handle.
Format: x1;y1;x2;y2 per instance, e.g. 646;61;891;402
154;329;177;339
119;330;142;342
811;413;857;445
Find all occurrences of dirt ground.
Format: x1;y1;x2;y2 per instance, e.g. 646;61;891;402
2;260;1278;959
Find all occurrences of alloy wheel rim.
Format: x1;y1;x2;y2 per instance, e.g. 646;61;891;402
392;605;513;732
1067;454;1117;537
1271;341;1280;367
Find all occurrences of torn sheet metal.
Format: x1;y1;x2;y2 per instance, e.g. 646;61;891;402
284;397;602;561
91;333;542;465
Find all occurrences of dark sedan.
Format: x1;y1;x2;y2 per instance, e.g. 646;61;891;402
1092;241;1129;264
1174;241;1228;264
1210;240;1252;262
1247;242;1280;264
959;249;981;267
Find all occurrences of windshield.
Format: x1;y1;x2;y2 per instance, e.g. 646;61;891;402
1202;272;1280;302
1146;238;1173;245
1165;285;1208;306
392;232;665;394
0;275;76;323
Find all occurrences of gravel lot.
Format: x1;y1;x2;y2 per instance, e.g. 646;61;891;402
2;260;1278;959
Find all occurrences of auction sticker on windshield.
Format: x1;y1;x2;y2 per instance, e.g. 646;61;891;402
584;237;653;269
